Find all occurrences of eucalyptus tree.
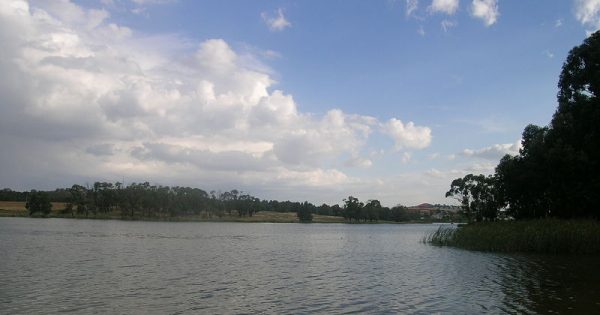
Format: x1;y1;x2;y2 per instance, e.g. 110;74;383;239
69;184;89;216
446;174;503;222
343;196;364;222
364;199;382;222
26;190;52;217
546;30;600;218
296;201;313;222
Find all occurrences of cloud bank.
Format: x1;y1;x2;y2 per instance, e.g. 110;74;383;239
0;0;433;205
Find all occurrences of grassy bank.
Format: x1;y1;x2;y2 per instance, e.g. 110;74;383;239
424;219;600;254
0;201;348;223
0;201;67;217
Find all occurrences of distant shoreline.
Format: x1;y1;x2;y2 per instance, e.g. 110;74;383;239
1;200;461;224
0;211;439;224
0;207;339;224
0;205;414;225
0;208;454;225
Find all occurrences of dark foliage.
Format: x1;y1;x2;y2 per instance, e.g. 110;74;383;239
296;202;314;222
0;188;27;201
26;191;52;217
339;196;413;222
446;174;502;222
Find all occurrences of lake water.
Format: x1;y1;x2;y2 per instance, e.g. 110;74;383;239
1;218;599;314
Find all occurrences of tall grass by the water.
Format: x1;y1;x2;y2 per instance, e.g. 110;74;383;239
424;219;600;254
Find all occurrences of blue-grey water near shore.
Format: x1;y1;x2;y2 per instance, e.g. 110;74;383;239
1;218;599;314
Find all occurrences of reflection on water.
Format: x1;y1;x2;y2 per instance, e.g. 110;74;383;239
0;218;598;314
498;254;600;314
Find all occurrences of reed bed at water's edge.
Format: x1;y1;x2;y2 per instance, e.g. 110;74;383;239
424;219;600;254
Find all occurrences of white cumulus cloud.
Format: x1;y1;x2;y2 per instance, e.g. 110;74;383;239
470;0;499;26
383;118;432;150
0;0;433;205
574;0;600;33
428;0;459;15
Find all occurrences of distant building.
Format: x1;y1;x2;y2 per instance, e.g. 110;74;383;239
407;203;436;216
407;203;461;219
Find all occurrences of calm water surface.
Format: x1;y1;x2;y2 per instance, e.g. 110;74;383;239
1;218;599;314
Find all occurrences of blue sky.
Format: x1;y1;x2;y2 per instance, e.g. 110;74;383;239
0;0;598;206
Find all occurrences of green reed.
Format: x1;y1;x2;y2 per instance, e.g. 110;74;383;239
424;219;600;254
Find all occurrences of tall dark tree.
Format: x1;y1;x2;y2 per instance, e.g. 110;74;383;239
546;30;600;218
93;182;116;214
364;199;382;222
446;174;502;222
296;201;313;222
26;191;52;217
495;125;551;219
343;196;364;222
69;184;89;217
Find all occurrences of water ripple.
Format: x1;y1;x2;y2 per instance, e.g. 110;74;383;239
1;218;599;314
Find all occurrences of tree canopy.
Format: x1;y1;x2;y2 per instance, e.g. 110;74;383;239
445;174;501;222
296;202;313;222
26;191;52;217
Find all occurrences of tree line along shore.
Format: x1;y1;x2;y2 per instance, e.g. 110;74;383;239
0;185;461;224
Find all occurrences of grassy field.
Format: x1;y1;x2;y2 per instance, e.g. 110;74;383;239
0;201;347;223
424;219;600;254
0;201;67;217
